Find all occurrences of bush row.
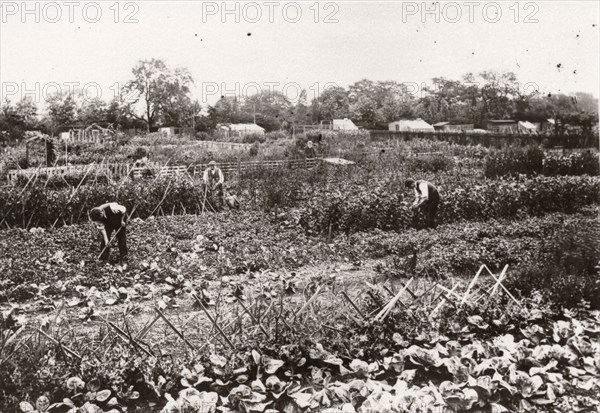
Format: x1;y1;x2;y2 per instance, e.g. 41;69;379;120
2;163;598;230
0;178;211;228
298;175;600;235
344;211;600;309
484;147;599;177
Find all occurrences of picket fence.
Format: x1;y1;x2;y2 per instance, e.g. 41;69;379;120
7;163;129;183
136;140;250;151
6;158;323;184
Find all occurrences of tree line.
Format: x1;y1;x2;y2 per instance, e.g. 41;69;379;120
1;59;597;143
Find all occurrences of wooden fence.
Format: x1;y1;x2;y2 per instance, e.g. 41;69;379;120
6;163;130;183
194;141;250;151
369;130;599;149
191;158;320;176
6;158;323;184
63;133;113;144
134;140;250;152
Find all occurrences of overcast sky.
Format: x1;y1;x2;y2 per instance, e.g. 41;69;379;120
1;1;598;110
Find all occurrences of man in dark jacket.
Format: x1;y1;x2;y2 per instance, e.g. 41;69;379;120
89;202;128;261
203;161;224;195
305;140;316;158
405;179;440;229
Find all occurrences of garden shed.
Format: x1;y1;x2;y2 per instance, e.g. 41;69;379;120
518;121;538;134
219;123;265;138
332;118;359;131
388;118;434;132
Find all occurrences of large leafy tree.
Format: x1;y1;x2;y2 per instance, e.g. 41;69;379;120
78;98;108;125
123;59;194;131
240;90;292;132
312;86;350;122
417;77;469;124
14;97;38;126
45;92;77;133
290;89;312;131
347;80;417;128
0;97;39;142
206;96;248;128
476;71;520;123
414;71;526;127
162;97;201;129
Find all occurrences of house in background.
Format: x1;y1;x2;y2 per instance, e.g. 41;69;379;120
159;127;179;137
433;122;474;132
518;121;538;134
159;126;194;138
388;118;434;132
294;119;358;133
486;120;518;133
59;123;115;142
218;123;266;138
332;118;358;131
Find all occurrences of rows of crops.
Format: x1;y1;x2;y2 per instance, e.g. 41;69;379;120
1;139;599;413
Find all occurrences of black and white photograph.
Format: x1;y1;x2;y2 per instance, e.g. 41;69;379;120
0;1;599;412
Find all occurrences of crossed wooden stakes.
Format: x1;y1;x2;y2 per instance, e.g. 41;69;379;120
338;264;519;325
31;265;519;360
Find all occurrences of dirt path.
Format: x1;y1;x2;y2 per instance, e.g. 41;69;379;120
2;257;401;357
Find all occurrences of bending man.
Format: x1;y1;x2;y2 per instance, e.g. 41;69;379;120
89;202;128;261
405;179;440;229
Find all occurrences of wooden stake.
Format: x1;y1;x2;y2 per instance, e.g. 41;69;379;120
462;265;485;304
136;314;161;341
37;328;81;360
341;291;366;319
374;277;414;322
191;293;235;350
294;285;323;321
107;320;153;357
237;299;269;338
430;283;461;318
155;307;197;351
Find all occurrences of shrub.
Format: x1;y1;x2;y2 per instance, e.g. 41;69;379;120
484;146;544;177
242;133;266;144
194;131;211;141
0;177;207;228
43;174;111;190
406;154;454;173
299;176;600;235
298;185;410;235
130;147;149;160
542;151;600;176
305;131;323;142
507;220;600;309
294;134;310;149
265;131;288;141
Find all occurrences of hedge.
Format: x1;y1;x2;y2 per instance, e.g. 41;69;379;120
298;176;600;235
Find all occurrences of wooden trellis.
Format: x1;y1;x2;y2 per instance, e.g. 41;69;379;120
29;264;520;359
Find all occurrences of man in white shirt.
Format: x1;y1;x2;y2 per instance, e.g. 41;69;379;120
305;140;316;158
203;161;225;209
405;179;440;229
89;202;128;261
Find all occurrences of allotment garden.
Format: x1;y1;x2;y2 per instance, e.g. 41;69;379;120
0;131;599;413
